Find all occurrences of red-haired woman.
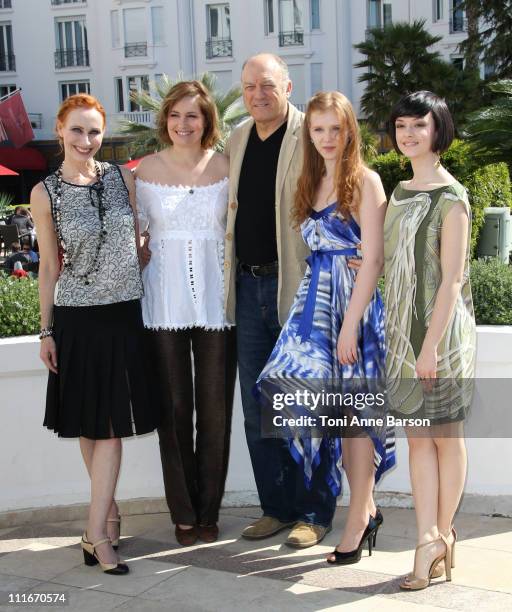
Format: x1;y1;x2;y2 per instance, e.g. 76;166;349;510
134;81;236;545
31;94;160;575
256;91;395;562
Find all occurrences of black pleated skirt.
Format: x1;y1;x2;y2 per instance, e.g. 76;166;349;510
44;300;161;439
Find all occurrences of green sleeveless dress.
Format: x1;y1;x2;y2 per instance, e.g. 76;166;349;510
383;181;476;421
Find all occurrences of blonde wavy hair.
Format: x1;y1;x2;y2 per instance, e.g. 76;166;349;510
292;91;365;227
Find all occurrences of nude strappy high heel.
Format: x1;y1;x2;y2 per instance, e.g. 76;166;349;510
107;515;121;550
409;526;456;580
400;534;451;591
81;532;129;575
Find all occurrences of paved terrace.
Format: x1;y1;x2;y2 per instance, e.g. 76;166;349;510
0;505;511;611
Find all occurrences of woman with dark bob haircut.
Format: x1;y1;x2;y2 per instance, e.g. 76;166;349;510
134;80;236;546
383;91;476;590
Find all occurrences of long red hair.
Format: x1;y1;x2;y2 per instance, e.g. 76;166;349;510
293;91;364;227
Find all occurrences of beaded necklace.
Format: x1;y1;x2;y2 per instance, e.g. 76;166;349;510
52;161;107;285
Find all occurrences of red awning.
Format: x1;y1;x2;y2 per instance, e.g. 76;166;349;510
0;146;47;171
123;157;144;170
0;163;18;176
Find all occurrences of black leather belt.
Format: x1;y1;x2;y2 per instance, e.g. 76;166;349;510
238;261;279;277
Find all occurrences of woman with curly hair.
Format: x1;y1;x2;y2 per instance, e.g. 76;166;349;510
256;91;395;561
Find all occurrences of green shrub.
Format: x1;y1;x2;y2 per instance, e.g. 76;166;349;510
370;150;411;198
470;258;512;325
371;139;512;256
379;258;512;325
0;275;40;338
464;163;512;254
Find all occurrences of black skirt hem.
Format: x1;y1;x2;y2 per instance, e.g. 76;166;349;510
44;300;161;440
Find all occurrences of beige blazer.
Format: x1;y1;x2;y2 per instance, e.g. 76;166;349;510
223;103;309;326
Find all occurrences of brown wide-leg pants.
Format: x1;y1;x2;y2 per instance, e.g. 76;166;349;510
147;327;237;526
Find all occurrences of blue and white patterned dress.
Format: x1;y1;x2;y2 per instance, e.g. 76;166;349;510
255;203;395;496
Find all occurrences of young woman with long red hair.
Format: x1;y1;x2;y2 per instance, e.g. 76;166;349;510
31;94;160;575
256;91;395;561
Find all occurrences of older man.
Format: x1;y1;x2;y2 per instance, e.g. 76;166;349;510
224;53;336;547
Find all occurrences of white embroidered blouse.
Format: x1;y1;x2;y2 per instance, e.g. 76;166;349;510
136;177;233;330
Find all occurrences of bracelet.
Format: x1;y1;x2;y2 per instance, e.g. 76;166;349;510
39;327;54;340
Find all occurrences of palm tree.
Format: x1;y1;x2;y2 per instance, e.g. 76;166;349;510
119;73;247;158
463;79;512;169
358;122;380;163
354;20;456;129
0;192;14;221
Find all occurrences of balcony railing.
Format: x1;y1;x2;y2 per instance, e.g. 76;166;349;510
206;38;232;59
119;111;154;126
449;16;467;33
51;0;86;5
28;113;42;129
124;42;147;58
279;30;304;46
55;48;90;68
0;54;15;71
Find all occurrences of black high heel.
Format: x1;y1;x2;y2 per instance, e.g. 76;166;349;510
327;510;383;566
371;508;383;547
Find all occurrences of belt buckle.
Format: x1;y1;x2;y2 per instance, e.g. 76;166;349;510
249;264;259;278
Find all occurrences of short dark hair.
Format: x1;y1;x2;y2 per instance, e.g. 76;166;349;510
389;91;454;154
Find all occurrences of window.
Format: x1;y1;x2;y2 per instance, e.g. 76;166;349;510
207;4;231;40
310;63;322;94
111;10;120;47
60;80;90;101
0;83;15;98
279;0;305;46
151;6;165;44
264;0;274;35
206;4;232;58
55;17;89;67
367;0;381;29
0;22;14;71
451;56;464;71
127;75;149;112
210;70;233;93
484;62;495;80
288;64;305;107
279;0;304;31
383;3;392;26
114;77;124;112
123;7;147;56
52;1;86;5
311;0;320;30
433;0;443;21
450;0;465;32
0;1;12;9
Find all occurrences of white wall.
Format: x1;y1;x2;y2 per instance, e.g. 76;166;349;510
1;327;511;515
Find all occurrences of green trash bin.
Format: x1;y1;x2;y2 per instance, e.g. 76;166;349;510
476;207;512;263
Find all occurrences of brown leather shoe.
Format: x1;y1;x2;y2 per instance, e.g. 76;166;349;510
197;524;219;543
285;522;332;548
241;516;297;540
175;525;198;546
